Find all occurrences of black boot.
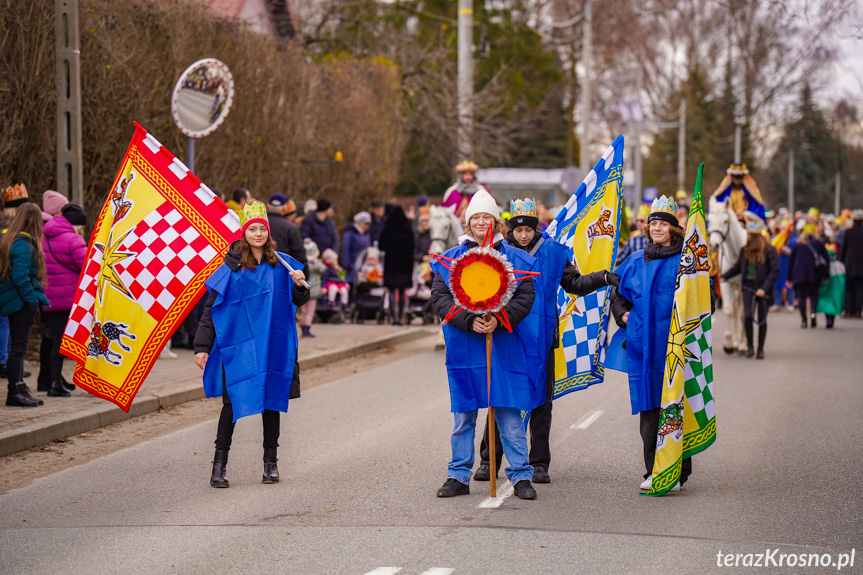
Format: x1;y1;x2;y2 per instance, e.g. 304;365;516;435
5;383;42;407
744;319;754;358
47;379;71;397
62;376;76;392
262;447;279;484
210;449;229;488
756;324;767;360
810;314;817;328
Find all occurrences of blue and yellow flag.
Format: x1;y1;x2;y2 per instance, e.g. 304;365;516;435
545;136;624;398
646;163;716;496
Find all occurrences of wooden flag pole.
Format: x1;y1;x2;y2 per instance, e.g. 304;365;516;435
485;312;496;498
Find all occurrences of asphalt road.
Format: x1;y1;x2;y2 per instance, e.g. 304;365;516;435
0;310;860;574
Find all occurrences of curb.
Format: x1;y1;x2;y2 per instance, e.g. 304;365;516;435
0;327;433;458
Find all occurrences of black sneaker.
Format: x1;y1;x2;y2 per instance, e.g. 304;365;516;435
436;478;469;498
513;480;537;500
745;346;754;358
473;464;492;481
532;465;551;484
756;349;764;360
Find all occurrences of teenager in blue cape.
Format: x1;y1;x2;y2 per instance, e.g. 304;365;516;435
430;189;539;500
194;201;309;489
608;196;714;492
475;198;619;485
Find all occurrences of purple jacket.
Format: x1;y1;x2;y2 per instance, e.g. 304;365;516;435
42;215;86;311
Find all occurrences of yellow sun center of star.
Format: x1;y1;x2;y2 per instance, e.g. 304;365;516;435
460;261;501;303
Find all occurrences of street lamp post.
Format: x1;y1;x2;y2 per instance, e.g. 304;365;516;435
580;0;593;174
457;0;473;160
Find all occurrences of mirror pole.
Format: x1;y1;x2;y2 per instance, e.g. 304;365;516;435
187;136;195;173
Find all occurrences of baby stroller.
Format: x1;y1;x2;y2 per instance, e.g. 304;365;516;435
349;246;387;324
405;261;436;325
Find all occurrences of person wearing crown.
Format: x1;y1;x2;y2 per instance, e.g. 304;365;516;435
711;163;766;221
610;196;713;492
430;189;541;500
473;198;620;484
442;161;491;222
720;212;780;358
194;201;309;488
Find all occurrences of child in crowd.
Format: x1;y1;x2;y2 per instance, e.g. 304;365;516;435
359;246;384;286
321;248;349;312
299;239;326;338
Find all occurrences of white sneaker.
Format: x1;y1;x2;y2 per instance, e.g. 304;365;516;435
640;476;652;490
159;349;178;359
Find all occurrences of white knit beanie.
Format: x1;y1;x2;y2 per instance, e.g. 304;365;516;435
464;188;499;222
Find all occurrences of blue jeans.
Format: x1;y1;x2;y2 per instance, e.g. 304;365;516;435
448;407;533;485
0;314;9;364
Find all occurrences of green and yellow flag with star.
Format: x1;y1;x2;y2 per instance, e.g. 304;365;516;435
645;163;716;496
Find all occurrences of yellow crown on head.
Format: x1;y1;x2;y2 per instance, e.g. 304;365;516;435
510;197;537;218
636;204;651;218
650;196;678;217
455;160;479;173
727;163;749;176
240;200;269;228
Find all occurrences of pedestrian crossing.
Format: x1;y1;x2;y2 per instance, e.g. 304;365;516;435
363;569;454;575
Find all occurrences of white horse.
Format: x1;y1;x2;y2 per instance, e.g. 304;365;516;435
428;204;462;349
428;204;462;255
707;196;748;354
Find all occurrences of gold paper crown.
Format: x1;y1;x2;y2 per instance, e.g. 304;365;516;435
510;197;537;218
727;163;749;176
650;196;678;217
240;200;269;228
2;183;29;204
455;160;479;173
636;204;651;218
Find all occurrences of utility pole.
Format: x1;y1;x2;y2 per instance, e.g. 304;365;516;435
579;0;593;174
55;0;83;205
834;171;841;215
677;98;686;192
733;123;742;164
634;70;643;206
788;149;795;213
457;0;473;160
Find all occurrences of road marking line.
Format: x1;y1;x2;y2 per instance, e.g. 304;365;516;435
570;409;604;429
364;568;401;575
478;480;514;508
418;569;455;575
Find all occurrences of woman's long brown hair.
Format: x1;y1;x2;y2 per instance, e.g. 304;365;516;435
743;232;767;266
238;232;278;271
0;203;46;283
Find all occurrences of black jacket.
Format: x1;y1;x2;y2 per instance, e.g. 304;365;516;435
431;239;535;332
194;246;310;354
840;221;863;277
267;211;308;274
721;244;780;294
788;238;829;285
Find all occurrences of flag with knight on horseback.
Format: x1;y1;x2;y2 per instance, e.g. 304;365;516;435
709;163;767;355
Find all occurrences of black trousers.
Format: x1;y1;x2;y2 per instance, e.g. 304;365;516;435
214;379;280;451
480;349;555;469
845;276;863;315
7;308;36;385
742;285;768;350
640;407;692;484
795;281;820;322
38;310;70;384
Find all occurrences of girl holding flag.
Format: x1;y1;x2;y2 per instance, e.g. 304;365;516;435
194;201;308;488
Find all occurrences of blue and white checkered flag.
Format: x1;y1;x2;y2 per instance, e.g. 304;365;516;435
546;136;624;399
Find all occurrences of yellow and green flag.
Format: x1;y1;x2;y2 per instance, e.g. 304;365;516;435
646;163;716;496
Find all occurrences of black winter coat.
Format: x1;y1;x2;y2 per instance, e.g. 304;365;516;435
431;239;535;333
267;211;307;274
722;244;781;297
788;238;829;285
839;222;863;277
378;207;415;289
193;246;310;354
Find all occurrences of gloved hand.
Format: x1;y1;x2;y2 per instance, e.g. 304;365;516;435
606;271;621;288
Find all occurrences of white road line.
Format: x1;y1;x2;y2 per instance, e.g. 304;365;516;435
477;480;514;508
363;569;401;575
418;569;455;575
570;409;604;430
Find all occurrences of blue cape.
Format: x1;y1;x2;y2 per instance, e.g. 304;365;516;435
202;252;301;421
606;251;678;414
522;235;569;391
432;243;542;412
714;184;766;220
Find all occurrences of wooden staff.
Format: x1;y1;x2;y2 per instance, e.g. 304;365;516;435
485;311;496;498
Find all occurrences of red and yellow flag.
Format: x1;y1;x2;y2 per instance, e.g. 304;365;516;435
60;122;241;411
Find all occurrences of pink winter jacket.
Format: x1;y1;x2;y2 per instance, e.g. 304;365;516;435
42;215;86;311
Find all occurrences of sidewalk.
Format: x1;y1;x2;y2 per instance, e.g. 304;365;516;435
0;323;434;457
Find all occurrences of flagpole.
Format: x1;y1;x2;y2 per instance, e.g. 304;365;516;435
485;311;496;498
275;252;311;289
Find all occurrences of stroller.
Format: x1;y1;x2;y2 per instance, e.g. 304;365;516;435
405;261;436;325
349;246;387;324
